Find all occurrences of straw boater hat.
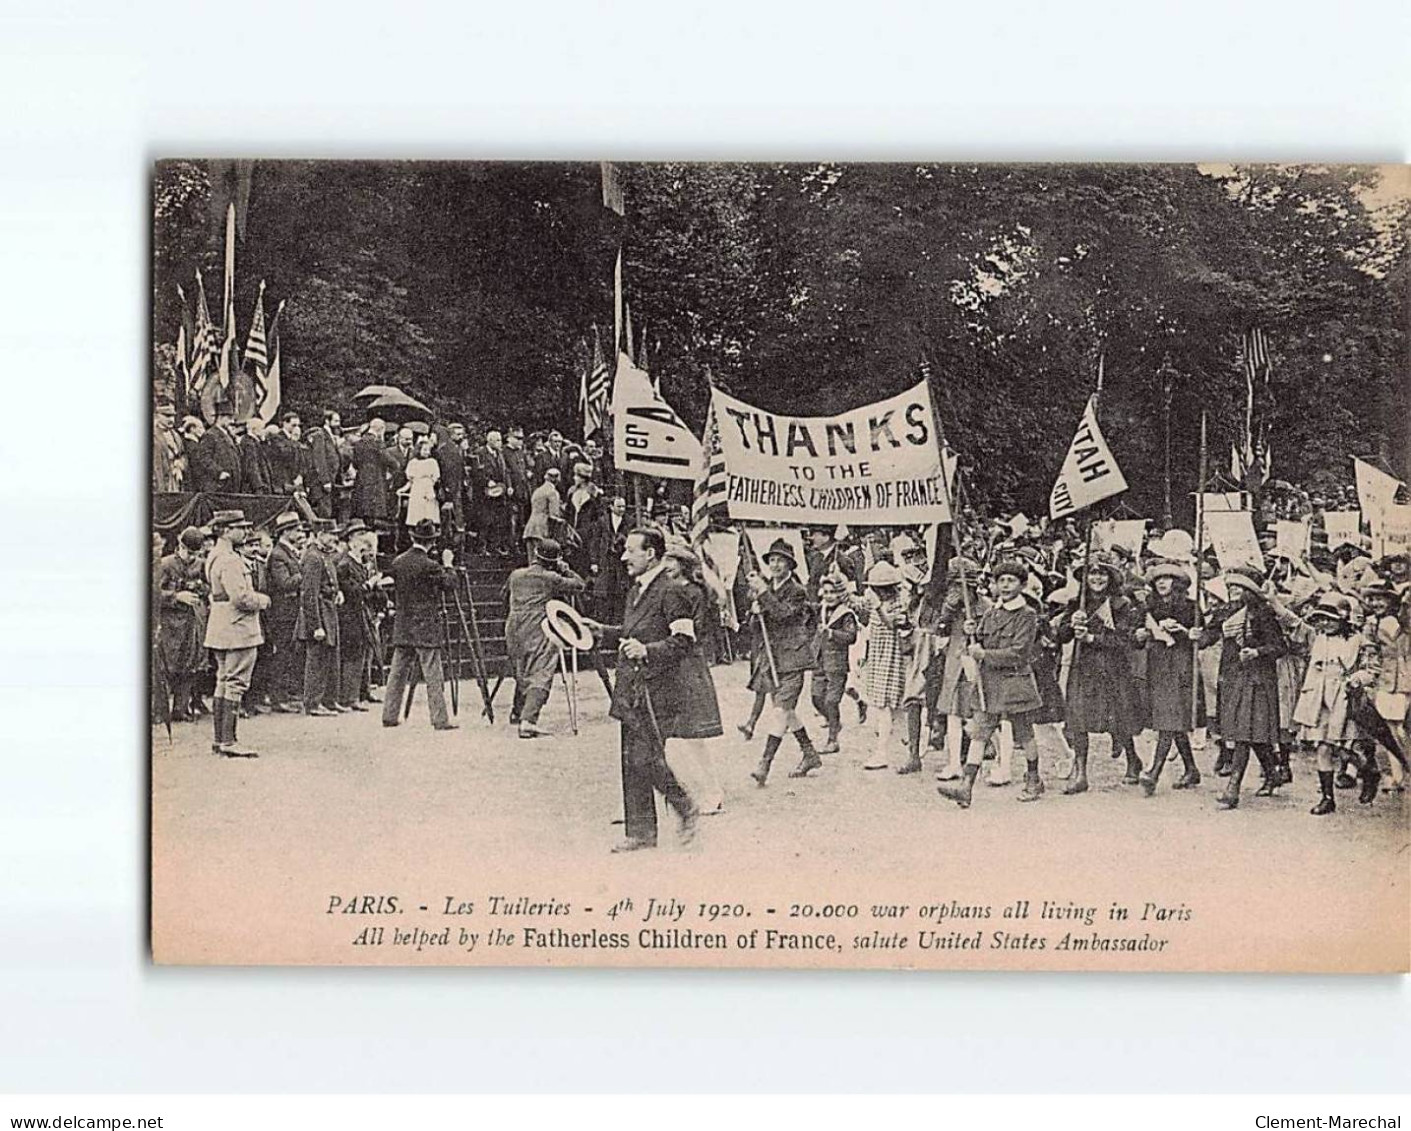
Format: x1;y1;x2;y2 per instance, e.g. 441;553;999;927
866;561;902;588
543;598;594;651
763;537;797;571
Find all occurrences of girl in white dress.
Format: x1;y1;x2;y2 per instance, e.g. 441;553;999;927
402;436;441;526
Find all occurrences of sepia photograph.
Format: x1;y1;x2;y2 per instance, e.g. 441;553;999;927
149;159;1410;971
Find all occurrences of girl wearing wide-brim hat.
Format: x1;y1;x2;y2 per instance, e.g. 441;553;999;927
1199;567;1287;810
859;560;912;770
1135;561;1202;795
1289;592;1381;814
1360;581;1410;793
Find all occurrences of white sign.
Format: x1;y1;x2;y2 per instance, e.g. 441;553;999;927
1049;396;1128;520
1204;510;1264;572
1373;504;1411;560
1273;518;1310;560
611;353;701;481
1322;509;1362;551
1092;518;1146;558
711;380;952;525
1354;457;1403;534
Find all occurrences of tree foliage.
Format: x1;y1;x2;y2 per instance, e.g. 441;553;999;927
153;160;1408;520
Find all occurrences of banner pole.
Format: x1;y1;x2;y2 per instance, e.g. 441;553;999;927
1190;409;1208;731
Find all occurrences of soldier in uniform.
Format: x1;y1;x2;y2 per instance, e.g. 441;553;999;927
505;538;586;738
745;538;823;784
583;527;704;852
265;511;305;711
295;518;343;715
202;509;270;758
382;519;459;731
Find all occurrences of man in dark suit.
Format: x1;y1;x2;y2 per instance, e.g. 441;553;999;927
335;521;378;711
306;410;348;518
350;418;398;525
434;424;467;539
474;431;513;557
188;405;244;492
265;511;305;710
382;519;459;730
265;413;302;494
503;427;533;541
239;421;273;495
294;518;342;715
584;527;701;853
804;525;864;599
589;494;631;624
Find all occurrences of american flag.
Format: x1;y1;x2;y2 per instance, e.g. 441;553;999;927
1232;328;1273;486
245;283;269;379
690;394;728;548
187;270;218;396
255;300;285;426
582;325;610;439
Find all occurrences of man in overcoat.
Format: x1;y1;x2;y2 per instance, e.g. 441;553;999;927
584;527;701;852
505;538;586;737
188;406;243;492
382;519;459;730
265;511;305;710
335;521;377;711
295;518;342;715
203;509;270;757
350;418;399;526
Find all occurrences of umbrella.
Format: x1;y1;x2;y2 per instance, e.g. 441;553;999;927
366;389;433;422
354;384;401;402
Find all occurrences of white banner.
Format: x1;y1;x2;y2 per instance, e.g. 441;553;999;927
1204;510;1265;572
1373;503;1411;560
1322;509;1362;551
710;380;952;525
1049;396;1127;520
1273;518;1311;560
1092;518;1146;558
1354;457;1403;533
611;352;701;481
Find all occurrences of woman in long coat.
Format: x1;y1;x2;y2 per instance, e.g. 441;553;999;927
1199;567;1286;810
157;526;211;721
1138;562;1201;794
1052;552;1141;793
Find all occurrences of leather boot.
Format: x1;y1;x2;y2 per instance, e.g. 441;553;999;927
897;706;924;775
752;735;782;786
1140;747;1166;797
1310;770;1336;816
1062;748;1089;795
1275;745;1294;787
223;698;259;758
1017;756;1044;802
788;729;823;778
1253;746;1280;796
1122;742;1142;785
1358;751;1381;805
210;697;228;754
1214;744;1233;777
938;762;980;809
1217;744;1248;809
1172;738;1201;789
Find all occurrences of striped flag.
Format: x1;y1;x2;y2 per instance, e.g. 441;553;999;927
244;282;269;378
582;325;610;439
187;270;218;398
255;300;285;426
690;394;727;548
1233;328;1273;486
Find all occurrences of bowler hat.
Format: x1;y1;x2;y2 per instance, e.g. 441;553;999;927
534;538;562;563
410;518;440;542
763;537;797;571
178;525;205;551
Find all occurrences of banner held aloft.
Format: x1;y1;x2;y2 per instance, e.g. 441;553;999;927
1049;395;1128;520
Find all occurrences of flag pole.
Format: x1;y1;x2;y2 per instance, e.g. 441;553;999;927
1190;409;1208;731
1072;350;1105;670
921;352;984;710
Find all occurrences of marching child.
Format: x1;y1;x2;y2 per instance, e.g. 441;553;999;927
1137;562;1202;794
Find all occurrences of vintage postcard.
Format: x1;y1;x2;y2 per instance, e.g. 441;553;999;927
150;160;1410;970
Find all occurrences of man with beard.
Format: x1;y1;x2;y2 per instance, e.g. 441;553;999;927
307;410;348;519
295;518;343;715
202;509;270;758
